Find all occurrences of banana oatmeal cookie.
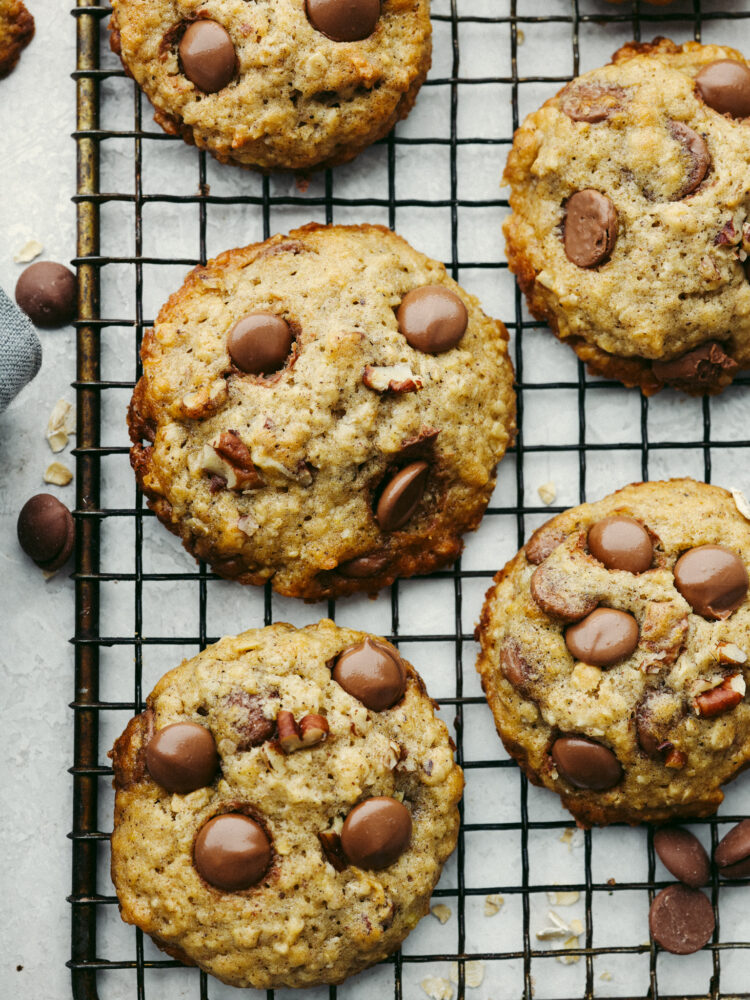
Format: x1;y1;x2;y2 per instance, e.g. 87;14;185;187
108;0;431;171
0;0;33;78
109;619;463;988
128;223;516;599
476;479;750;826
503;38;750;395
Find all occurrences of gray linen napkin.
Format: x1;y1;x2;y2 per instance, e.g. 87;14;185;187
0;285;42;413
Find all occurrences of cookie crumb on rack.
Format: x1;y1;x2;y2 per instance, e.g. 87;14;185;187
431;904;452;924
547;890;580;906
484;893;505;916
537;481;556;505
450;961;484;988
421;976;453;1000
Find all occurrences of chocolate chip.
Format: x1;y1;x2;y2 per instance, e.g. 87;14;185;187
397;286;468;354
696;60;750;119
145;721;219;794
340;797;412;869
673;544;748;620
333;637;406;711
376;461;429;532
560;82;624;123
525;521;567;565
194;814;271;891
649;884;714;955
499;637;533;691
227;313;293;375
338;552;390;579
15;261;76;328
222;690;276;750
565;608;639;667
654;827;711;888
305;0;380;42
551;735;622;791
635;689;683;759
669;121;710;199
588;516;653;574
17;493;75;570
563;190;618;268
530;562;598;622
715;819;750;878
652;341;738;392
178;20;236;93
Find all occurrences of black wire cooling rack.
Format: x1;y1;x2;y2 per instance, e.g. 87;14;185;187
71;2;750;998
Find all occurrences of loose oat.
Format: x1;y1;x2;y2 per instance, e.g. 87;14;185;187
43;462;73;486
537;481;557;505
484;893;505;916
13;238;43;263
430;904;452;924
421;977;453;1000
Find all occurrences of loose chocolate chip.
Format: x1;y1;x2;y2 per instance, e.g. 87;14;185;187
338;552;390;579
649;884;714;955
696;60;750;119
340;796;412;869
396;286;468;354
588;516;653;574
564;608;639;667
17;493;75;570
652;341;738;391
560;82;624;123
178;20;236;93
227;313;293;375
376;461;429;532
333;637;406;711
551;735;622;791
673;544;748;620
669;121;710;199
145;721;219;794
194;813;271;891
15;261;76;328
654;827;711;888
715;819;750;878
305;0;380;42
563;190;618;268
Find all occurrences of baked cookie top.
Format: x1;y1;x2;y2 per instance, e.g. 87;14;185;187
0;0;34;78
476;479;750;827
129;223;516;599
503;38;750;395
109;620;463;989
109;0;431;171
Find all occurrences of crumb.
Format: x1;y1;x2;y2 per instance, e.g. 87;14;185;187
556;936;581;965
600;970;612;981
13;238;43;263
547;890;580;907
43;461;73;486
537;480;556;505
431;904;452;924
16;966;23;972
607;877;616;886
450;961;484;988
559;828;583;851
421;976;453;1000
296;176;310;193
517;28;525;44
484;893;504;916
730;487;750;521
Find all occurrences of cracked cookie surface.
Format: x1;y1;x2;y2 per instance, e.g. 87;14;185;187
128;223;516;599
476;479;750;826
109;619;462;989
503;38;750;395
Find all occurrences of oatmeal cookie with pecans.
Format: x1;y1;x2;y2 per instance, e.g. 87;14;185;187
128;223;516;599
109;619;463;989
476;479;750;826
0;0;34;78
503;38;750;395
108;0;431;171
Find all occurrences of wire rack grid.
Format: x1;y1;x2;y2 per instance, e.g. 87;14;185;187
71;2;750;999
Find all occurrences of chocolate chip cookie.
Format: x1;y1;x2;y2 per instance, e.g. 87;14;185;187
0;0;33;78
128;223;516;599
109;619;463;989
108;0;431;171
476;479;750;827
503;38;750;395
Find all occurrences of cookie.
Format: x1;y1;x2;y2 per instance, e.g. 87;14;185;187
476;479;750;827
128;223;516;599
109;619;463;989
0;0;34;78
108;0;431;171
503;38;750;395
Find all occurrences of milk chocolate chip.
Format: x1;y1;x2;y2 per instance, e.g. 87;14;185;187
588;516;653;573
565;608;639;667
145;721;219;794
551;735;622;790
376;462;429;532
227;313;293;375
696;60;750;119
179;20;236;93
338;552;390;578
333;637;406;711
397;286;468;354
673;544;748;619
652;341;738;392
715;819;750;878
654;827;710;888
669;121;710;199
340;797;412;869
563;190;618;268
17;493;75;570
15;261;76;328
649;884;714;955
194;814;271;891
499;637;532;691
306;0;380;42
560;82;624;123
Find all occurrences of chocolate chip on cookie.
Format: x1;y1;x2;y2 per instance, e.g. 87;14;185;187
551;735;623;791
305;0;381;42
340;797;412;869
563;190;618;268
560;82;624;123
669;121;710;199
715;819;750;878
565;608;639;667
376;462;429;532
338;551;390;578
178;20;236;93
227;313;294;375
673;544;748;619
654;827;710;888
649;884;714;955
145;721;219;793
194;813;272;891
696;60;750;119
333;637;406;711
652;342;738;392
588;516;653;573
397;286;468;354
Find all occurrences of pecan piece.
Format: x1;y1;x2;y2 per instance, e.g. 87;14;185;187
363;364;424;393
693;675;746;718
